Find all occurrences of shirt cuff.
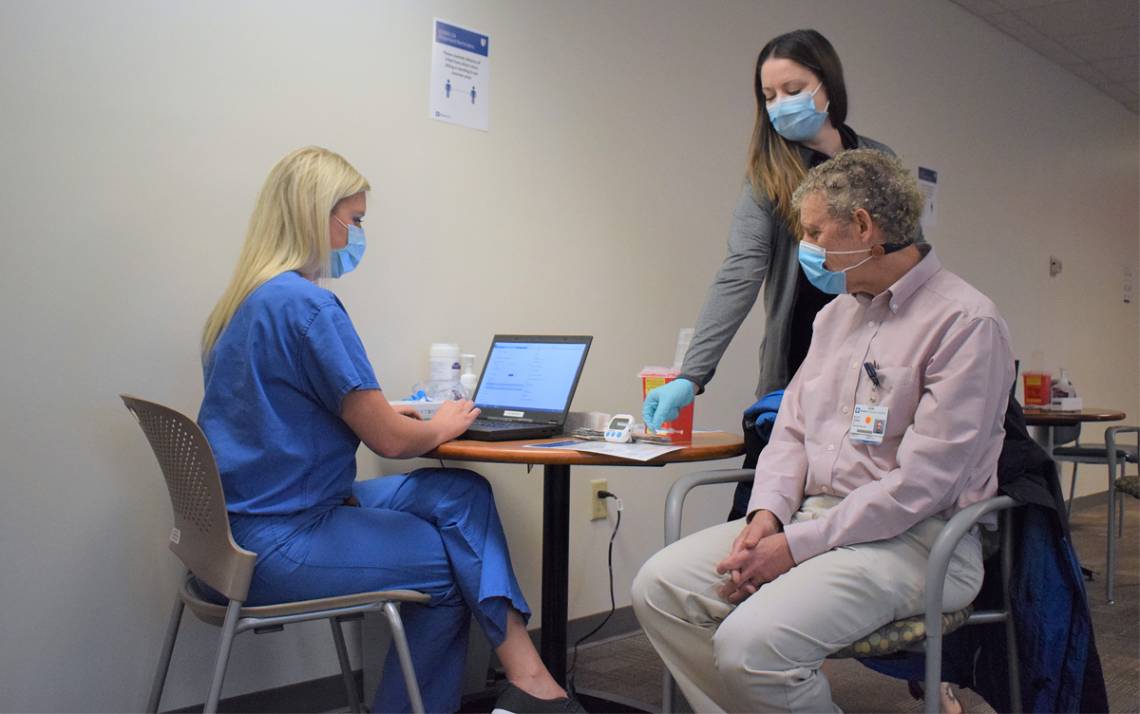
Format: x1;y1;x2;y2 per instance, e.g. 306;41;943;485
783;518;829;564
746;492;797;528
676;374;705;395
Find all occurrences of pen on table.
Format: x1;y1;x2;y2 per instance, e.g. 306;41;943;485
863;361;881;388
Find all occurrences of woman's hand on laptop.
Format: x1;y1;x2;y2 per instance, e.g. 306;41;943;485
433;399;481;442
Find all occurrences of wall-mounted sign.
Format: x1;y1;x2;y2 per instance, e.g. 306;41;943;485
430;18;490;132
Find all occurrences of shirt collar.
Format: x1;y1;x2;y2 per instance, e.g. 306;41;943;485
881;247;941;313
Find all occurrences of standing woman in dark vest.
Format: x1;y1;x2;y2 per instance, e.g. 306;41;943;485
642;29;920;517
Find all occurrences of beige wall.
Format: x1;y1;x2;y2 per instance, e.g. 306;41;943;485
1;0;1136;710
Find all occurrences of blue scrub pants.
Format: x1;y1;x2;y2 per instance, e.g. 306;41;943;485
227;468;531;713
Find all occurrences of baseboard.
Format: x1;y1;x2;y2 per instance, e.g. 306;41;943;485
167;607;641;713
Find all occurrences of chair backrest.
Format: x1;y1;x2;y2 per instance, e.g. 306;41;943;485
121;395;256;601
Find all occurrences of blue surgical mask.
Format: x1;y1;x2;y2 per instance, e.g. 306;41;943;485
797;241;873;294
330;217;366;278
766;82;830;142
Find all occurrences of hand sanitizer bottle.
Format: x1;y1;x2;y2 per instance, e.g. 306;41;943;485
1051;368;1079;410
459;354;478;398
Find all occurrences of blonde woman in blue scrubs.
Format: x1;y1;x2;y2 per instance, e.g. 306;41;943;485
198;147;584;714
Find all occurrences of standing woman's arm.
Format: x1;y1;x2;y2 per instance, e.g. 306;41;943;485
678;184;777;391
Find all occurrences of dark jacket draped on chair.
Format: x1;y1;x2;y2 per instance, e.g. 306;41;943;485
861;399;1109;713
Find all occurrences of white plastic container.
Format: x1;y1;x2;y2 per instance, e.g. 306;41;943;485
429;343;461;384
389;400;444;420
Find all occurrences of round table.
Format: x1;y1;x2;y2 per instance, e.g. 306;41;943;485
1021;407;1126;451
429;432;744;688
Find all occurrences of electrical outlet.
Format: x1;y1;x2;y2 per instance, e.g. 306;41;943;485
590;479;608;520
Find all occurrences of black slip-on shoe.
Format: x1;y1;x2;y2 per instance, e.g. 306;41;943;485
491;683;587;714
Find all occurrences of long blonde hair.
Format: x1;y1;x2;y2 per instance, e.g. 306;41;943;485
201;146;370;357
748;121;808;236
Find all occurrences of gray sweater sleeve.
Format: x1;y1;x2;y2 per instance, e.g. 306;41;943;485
678;184;774;391
676;133;921;395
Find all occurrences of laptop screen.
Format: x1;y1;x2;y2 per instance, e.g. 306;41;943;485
473;336;591;418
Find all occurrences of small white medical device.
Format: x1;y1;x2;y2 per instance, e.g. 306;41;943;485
604;414;635;443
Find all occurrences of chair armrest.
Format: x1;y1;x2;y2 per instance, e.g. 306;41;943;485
664;468;754;545
1106;426;1139;455
924;495;1017;619
1106;427;1139;478
1105;426;1139;441
921;495;1019;711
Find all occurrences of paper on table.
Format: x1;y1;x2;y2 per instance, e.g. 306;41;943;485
568;441;683;462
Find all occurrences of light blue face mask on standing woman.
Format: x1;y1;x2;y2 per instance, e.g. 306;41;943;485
766;82;829;142
797;241;873;294
330;217;366;278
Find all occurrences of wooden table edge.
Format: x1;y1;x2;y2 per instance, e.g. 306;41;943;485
1022;408;1127;425
428;431;745;466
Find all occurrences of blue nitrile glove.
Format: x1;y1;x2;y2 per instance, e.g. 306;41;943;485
642;378;696;431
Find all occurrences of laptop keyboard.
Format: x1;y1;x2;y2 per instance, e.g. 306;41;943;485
470;419;528;431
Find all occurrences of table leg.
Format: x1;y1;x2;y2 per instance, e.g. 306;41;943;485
1028;424;1053;453
541;464;571;685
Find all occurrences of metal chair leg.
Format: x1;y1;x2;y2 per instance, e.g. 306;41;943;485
1117;482;1125;538
330;617;364;713
205;600;243;714
147;593;185;713
1106;455;1119;604
662;670;676;714
1066;463;1078;519
1001;509;1022;714
383;602;424;714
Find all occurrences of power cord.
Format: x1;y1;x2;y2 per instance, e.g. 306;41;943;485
566;489;623;698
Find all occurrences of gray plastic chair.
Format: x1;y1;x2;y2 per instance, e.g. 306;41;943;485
660;468;1021;714
1052;425;1138;603
121;395;428;714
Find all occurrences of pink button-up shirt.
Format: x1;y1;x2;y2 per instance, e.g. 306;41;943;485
748;249;1014;563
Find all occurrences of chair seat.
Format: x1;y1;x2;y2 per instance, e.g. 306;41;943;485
1116;475;1140;499
829;606;974;659
1053;444;1138;462
182;576;431;627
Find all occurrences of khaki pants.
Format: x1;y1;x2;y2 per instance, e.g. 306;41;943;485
631;496;983;713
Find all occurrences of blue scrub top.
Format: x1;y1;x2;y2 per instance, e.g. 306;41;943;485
199;271;380;515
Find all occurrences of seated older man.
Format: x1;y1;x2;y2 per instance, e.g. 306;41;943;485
632;149;1014;713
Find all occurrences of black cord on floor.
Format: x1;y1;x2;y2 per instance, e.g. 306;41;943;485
566;490;623;698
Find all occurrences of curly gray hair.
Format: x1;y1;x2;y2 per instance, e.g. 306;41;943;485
791;149;923;245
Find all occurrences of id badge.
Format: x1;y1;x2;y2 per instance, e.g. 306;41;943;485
850;404;889;445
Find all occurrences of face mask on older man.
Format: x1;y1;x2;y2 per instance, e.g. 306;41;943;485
797;241;874;294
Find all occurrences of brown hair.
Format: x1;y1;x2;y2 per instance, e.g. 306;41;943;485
746;29;848;238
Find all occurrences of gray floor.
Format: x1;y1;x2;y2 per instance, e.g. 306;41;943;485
571;492;1140;713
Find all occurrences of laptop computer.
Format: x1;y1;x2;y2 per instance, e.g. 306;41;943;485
463;334;593;441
